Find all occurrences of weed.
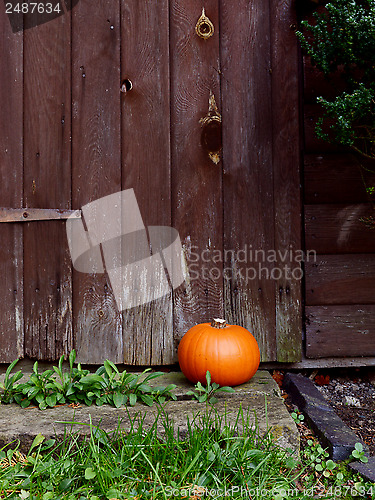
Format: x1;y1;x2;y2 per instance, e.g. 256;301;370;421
0;351;177;410
291;411;305;425
186;371;235;404
351;442;369;464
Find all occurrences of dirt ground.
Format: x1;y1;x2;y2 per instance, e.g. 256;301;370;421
275;368;375;456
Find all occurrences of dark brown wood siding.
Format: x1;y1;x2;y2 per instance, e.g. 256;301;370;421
72;0;123;363
23;5;73;360
302;44;375;357
0;1;301;365
0;13;24;363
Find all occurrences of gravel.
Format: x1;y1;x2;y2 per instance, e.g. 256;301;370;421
311;369;375;456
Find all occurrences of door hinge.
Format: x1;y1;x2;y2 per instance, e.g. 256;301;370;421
0;208;81;222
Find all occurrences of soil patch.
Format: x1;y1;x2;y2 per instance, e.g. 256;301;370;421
278;369;375;456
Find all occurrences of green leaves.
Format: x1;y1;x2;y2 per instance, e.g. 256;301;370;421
27;433;45;456
297;0;375;78
0;351;177;411
316;84;375;154
0;358;23;404
351;442;369;463
0;402;373;500
84;467;96;480
186;371;235;404
296;0;375;162
112;392;127;408
291;411;305;424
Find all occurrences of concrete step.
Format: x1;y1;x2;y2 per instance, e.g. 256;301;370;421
0;369;299;455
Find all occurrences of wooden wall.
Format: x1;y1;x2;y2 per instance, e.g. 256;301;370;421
0;0;302;365
303;56;375;358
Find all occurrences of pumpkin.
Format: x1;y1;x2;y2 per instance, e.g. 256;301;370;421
178;318;260;387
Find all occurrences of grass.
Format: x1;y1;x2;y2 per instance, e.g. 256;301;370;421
0;404;374;500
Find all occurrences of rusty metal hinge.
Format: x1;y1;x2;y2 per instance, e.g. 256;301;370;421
0;208;81;222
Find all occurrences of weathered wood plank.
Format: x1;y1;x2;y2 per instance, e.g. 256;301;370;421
221;0;275;361
270;0;302;362
0;11;24;362
0;208;80;222
121;0;173;365
305;204;375;254
23;10;73;360
170;0;223;341
304;104;344;154
72;0;122;363
304;154;375;204
306;305;375;358
305;254;375;305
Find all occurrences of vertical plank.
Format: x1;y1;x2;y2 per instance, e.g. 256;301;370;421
170;0;223;342
72;0;122;363
270;0;302;361
220;0;276;361
23;10;72;360
121;0;173;364
0;11;23;362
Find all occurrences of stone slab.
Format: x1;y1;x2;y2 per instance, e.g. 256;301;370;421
284;372;368;461
349;457;375;483
0;370;299;455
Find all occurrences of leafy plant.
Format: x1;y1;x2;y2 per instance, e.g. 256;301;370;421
291;411;305;425
304;439;330;472
0;359;23;404
15;361;66;410
296;0;375;229
296;0;375;158
186;370;235;404
351;442;369;463
0;351;177;410
51;349;87;397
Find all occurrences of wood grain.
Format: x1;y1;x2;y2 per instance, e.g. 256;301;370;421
305;204;375;254
305;305;375;357
305;254;375;305
72;0;122;363
0;12;24;362
270;0;302;362
221;0;275;361
170;0;223;342
304;154;375;204
120;0;173;365
23;10;73;360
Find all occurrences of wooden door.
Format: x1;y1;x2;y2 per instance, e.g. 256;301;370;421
0;0;301;365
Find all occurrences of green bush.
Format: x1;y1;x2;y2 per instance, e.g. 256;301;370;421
296;0;375;160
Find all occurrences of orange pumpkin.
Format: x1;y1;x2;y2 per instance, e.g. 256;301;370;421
178;318;260;387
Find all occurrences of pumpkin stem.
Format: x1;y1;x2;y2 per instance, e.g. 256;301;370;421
211;318;227;328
